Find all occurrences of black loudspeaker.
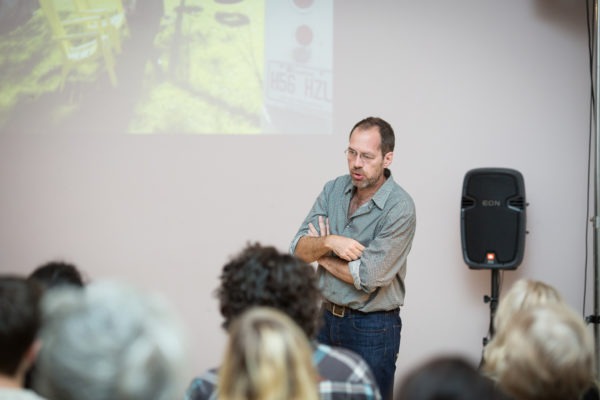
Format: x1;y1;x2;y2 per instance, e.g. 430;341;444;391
461;168;526;270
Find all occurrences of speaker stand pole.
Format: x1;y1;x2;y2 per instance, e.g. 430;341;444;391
591;0;600;379
483;269;500;346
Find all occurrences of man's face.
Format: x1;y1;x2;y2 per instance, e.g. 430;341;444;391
347;126;393;190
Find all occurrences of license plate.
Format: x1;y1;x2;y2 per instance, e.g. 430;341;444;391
266;61;332;114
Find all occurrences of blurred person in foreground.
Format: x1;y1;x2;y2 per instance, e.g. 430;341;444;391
24;260;85;390
479;278;565;369
395;356;509;400
483;302;596;400
33;280;188;400
27;261;85;290
218;307;319;400
491;278;563;336
482;278;598;399
186;243;381;400
0;276;45;400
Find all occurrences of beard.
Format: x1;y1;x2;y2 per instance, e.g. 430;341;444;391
351;167;384;189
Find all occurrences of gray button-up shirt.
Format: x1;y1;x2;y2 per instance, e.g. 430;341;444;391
290;169;416;312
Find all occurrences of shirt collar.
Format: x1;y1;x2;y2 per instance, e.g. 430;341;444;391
344;168;394;210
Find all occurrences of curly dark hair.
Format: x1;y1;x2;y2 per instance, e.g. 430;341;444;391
217;243;322;339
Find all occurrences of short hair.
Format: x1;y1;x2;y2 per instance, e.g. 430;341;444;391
493;278;563;336
28;261;84;290
396;356;508;400
217;243;322;338
0;276;42;376
33;281;187;400
350;117;395;155
218;307;319;400
483;303;595;400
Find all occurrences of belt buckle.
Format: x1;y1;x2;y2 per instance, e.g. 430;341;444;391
331;303;345;317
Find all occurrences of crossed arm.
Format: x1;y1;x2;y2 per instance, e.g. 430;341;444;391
294;216;364;284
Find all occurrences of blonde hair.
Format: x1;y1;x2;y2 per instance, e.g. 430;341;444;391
218;307;319;400
493;278;563;335
483;303;595;400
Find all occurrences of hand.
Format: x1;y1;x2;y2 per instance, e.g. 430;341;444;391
308;216;330;237
308;216;364;261
327;235;364;261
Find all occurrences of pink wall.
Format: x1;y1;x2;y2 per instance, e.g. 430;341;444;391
0;0;591;389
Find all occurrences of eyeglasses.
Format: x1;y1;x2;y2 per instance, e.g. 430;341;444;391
345;148;377;163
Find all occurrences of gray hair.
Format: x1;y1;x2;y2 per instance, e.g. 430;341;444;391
34;280;187;400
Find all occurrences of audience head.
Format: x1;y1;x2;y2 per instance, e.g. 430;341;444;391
493;278;563;335
217;243;321;338
218;306;319;400
0;276;42;381
28;261;84;290
396;356;508;400
34;280;187;400
483;303;595;400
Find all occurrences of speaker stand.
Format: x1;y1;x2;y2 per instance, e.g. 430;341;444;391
482;269;500;346
590;0;600;378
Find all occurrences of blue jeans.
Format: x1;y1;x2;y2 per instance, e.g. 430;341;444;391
317;307;402;400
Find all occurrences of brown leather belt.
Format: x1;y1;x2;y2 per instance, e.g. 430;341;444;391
322;300;399;318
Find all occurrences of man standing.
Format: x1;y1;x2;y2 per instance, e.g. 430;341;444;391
290;117;416;400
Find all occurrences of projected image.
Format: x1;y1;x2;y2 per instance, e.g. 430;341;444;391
0;0;332;134
262;0;332;134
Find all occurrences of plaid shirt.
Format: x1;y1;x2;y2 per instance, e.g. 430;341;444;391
185;343;382;400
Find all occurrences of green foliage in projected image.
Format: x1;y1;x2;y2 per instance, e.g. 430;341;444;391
0;0;123;131
0;0;265;134
131;0;264;134
0;10;62;129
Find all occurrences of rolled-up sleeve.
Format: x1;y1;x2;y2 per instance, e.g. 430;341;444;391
355;199;416;293
348;259;363;290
